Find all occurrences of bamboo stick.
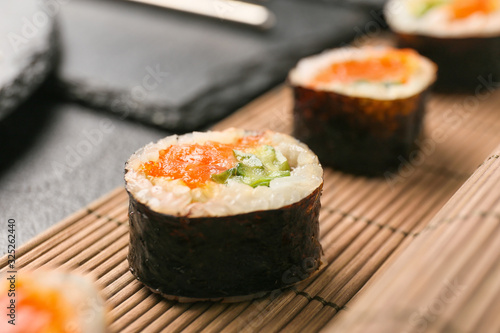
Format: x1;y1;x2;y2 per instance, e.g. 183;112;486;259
323;145;500;332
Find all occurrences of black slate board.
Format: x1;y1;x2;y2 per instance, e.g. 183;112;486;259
347;0;388;10
57;0;371;131
0;0;58;120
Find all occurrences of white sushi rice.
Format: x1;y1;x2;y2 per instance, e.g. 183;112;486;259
288;46;436;100
125;128;323;217
386;0;500;38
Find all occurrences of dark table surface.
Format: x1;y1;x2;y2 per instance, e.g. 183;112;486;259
0;0;384;255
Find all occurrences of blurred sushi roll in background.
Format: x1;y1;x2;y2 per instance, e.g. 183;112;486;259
125;128;324;301
386;0;500;90
289;46;436;176
0;270;107;333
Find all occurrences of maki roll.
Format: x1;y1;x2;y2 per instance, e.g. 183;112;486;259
0;270;107;333
289;46;436;176
386;0;500;90
125;128;323;301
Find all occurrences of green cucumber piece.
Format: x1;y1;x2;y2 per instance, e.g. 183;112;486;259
211;145;291;188
210;166;238;183
410;0;448;17
383;80;403;87
253;145;290;172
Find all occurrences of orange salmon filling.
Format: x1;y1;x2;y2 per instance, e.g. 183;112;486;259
311;49;419;86
140;135;263;189
450;0;499;19
0;277;79;333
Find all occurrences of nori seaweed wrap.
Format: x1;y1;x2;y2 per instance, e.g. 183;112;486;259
289;46;436;176
386;0;500;91
125;128;323;301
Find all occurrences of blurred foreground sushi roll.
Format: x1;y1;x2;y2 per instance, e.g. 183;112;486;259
386;0;500;90
289;46;436;176
125;128;323;301
0;270;107;333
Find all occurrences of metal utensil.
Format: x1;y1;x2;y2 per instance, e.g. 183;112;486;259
124;0;276;30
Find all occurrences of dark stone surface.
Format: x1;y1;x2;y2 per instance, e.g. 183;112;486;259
0;0;58;120
56;0;371;130
347;0;388;10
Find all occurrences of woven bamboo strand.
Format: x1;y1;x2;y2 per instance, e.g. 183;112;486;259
72;232;129;275
179;303;229;332
323;144;500;332
20;219;117;269
139;302;192;332
200;302;251;332
110;293;163;332
319;178;385;239
108;281;157;322
32;208;126;272
13;195;128;269
121;300;173;333
160;302;212;333
220;291;297;333
102;268;137;301
59;225;128;271
105;277;144;310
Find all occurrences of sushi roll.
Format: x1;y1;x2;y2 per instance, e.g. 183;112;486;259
385;0;500;90
289;46;436;176
125;128;323;301
0;270;107;333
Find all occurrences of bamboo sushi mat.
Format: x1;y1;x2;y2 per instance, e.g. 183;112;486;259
3;84;500;332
